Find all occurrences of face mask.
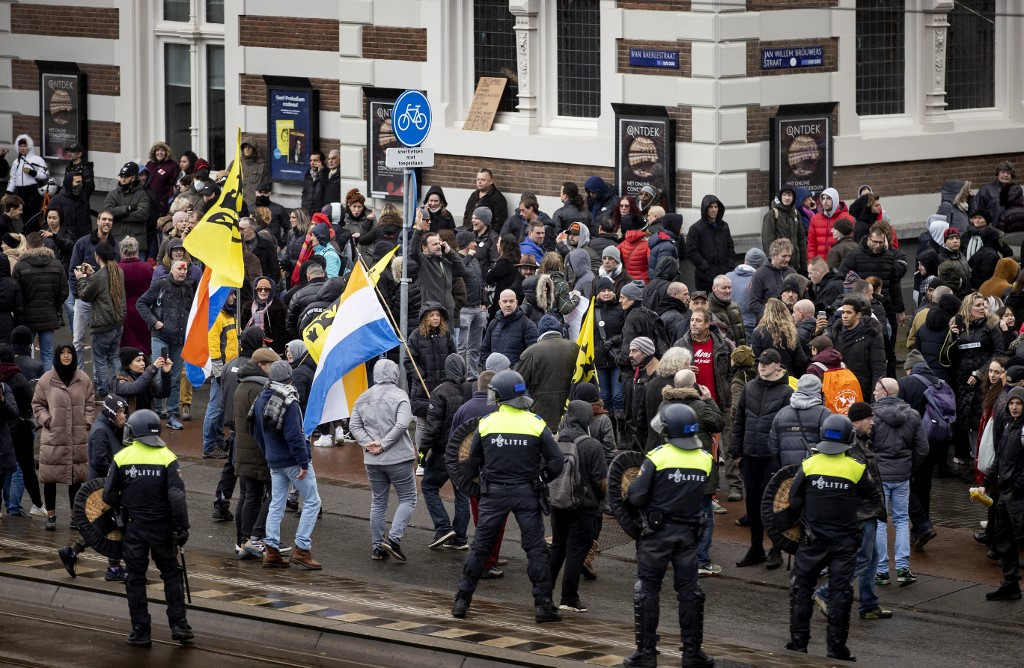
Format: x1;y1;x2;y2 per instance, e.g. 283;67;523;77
72;185;83;196
256;195;270;206
121;182;132;192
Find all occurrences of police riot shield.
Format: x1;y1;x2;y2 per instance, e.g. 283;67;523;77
607;450;645;540
761;464;802;555
445;417;480;498
73;477;123;560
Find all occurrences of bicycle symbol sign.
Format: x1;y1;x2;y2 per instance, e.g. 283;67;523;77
392;90;431;147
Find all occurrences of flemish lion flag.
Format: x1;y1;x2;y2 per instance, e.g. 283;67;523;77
567;298;597;407
183;128;245;288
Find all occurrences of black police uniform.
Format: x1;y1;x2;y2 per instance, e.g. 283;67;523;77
787;450;877;660
454;403;563;617
103;428;190;640
625;431;714;667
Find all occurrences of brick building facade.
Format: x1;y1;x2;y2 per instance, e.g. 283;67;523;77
1;0;1022;242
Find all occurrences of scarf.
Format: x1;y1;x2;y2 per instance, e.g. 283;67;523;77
0;362;21;382
248;298;268;332
290;232;316;286
251;380;300;431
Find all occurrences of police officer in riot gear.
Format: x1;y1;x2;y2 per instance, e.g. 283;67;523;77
103;409;192;647
624;403;715;668
452;370;564;623
784;413;878;661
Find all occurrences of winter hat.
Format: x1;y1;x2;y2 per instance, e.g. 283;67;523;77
810;335;833;352
971;209;993;226
572;381;601;403
1005;366;1024;384
1;233;19;249
378;210;402;227
445;352;467;382
311;222;331;246
629;336;656;356
484;352;511;372
731;344;755;368
847;401;873;422
944;227;961;240
602;245;621;262
620;281;644;302
311;212;331;227
102;394;128;421
268;360;293;383
796;374;822;396
903;349;926;372
286;339;307;363
11;325;33;349
538;314;563;336
172;210;191;227
456;230;476;249
119;347;145;370
832;218;854;237
252;347;281;364
744;247;767;268
472;207;493;225
193;158;211;173
937;293;962;318
996;160;1017;178
843;270;861;288
596;276;614;293
781;275;803;296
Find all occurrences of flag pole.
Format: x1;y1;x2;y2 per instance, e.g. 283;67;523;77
355;246;431;399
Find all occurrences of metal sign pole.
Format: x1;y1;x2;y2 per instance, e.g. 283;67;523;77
397;167;411;391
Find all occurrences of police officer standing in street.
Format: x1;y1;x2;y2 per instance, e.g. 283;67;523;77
103;409;192;647
784;414;879;662
624;403;715;668
452;370;564;623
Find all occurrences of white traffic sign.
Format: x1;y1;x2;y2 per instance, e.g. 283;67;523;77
385;147;435;169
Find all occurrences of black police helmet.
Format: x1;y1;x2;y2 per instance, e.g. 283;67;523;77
662;403;702;450
488;370;533;409
124;409;166;447
817;414;854;454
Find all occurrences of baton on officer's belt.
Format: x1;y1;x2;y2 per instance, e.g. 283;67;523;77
178;546;192;604
535;477;551;517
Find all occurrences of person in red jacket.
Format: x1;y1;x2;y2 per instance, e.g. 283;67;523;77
618;227;651;284
807;187;855;264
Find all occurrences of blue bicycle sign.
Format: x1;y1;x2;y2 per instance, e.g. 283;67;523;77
392;90;431;147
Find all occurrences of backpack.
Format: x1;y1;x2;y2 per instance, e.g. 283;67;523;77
548;434;590;510
812;362;863;415
914;375;957;442
637;306;672;356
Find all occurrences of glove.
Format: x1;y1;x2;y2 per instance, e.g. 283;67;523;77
175;530;189;547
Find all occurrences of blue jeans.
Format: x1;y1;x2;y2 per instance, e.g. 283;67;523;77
420;451;470;543
3;465;24;514
35;329;54;372
265;464;321;551
698;494;715;565
63;292;75;340
458;306;487;374
596;367;623;411
202;377;224;453
151;337;184;416
876;480;911;572
366;460;418;548
815;519;880;614
92;327;123;396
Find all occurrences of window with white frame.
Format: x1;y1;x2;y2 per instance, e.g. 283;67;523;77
946;0;995;111
855;0;905;116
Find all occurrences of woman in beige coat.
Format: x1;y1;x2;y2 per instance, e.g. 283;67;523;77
32;344;95;530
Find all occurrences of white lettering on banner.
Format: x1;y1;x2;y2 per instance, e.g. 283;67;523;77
626;125;661;138
785;124;821;137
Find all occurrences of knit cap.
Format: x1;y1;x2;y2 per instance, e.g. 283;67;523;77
268;360;293;383
630;336;655;356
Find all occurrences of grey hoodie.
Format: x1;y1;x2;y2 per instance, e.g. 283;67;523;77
349;359;416;465
568;248;595;299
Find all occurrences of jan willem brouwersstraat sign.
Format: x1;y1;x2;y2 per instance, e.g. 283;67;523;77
761;46;824;71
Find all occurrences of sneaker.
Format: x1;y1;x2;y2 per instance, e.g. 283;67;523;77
415;466;425;476
429;530;458;549
985;582;1023;601
6;510;25;517
897;568;917;585
160;409;169;419
170;619;194;643
202;448;228;459
734;515;750;527
495;558;508;567
335;425;346;443
45;515;56;531
913;527;937;551
127;624;151;647
313;434;334;447
237;546;256;561
243;539;265;558
812;593;828;617
57;546;78;577
211;506;233;522
711;499;728;514
728;489;743;502
180;404;192;421
167;416;184;431
860;606;893;619
381;537;407;562
30;505;47;517
698;563;722;577
480;567;504;579
371;546;390;560
875;571;891;586
444;541;469;551
559;599;588;612
286;498;299;512
105;565;126;582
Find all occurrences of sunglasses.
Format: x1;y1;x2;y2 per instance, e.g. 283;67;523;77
256;287;272;293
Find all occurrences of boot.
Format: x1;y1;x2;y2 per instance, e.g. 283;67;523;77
535;597;562;623
986;581;1022;601
452;591;472;618
681;590;714;667
826;646;856;662
826;602;855;662
624;583;659;668
263;545;291;568
735;546;766;567
582;540;598;580
126;624;151;647
180;403;192;421
291;547;323;570
787;587;811;653
57;546;78;577
170;619;194;643
765;546;783;570
682;648;715;668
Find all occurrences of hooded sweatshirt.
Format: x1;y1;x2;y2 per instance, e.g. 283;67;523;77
554;400;608;510
567;247;595;300
6;134;49;191
807;187;854;262
349;359;416;465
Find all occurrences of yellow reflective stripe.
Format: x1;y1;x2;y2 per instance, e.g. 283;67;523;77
801;453;865;483
113;442;177;468
647;445;713;474
479;405;546;437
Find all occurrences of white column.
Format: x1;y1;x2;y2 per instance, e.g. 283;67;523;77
922;0;954;129
509;0;539;135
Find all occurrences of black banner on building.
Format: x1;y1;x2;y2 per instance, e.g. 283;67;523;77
770;104;835;197
37;62;86;161
613;104;674;207
264;76;319;184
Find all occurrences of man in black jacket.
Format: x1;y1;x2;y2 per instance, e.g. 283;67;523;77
686;195;735;292
285;263;327;340
48;171;93;240
732;348;794;568
240;216;279;281
835;297;886;400
301;152;326;215
748;238;795;325
255;181;288;246
839;224;907;331
462;168;508;226
12;232;68;371
480;290;538;369
457;231;488;374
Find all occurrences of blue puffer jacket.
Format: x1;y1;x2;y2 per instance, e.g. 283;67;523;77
480;306;539;368
647;228;679;280
768;393;832;470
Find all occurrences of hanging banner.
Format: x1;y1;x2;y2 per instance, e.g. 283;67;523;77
770;109;833;196
265;78;319;184
613;105;674;206
38;67;86;161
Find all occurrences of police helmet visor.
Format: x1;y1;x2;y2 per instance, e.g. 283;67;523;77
816;440;851;455
135;433;167;447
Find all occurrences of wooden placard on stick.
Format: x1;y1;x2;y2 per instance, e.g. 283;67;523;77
463;77;507;132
